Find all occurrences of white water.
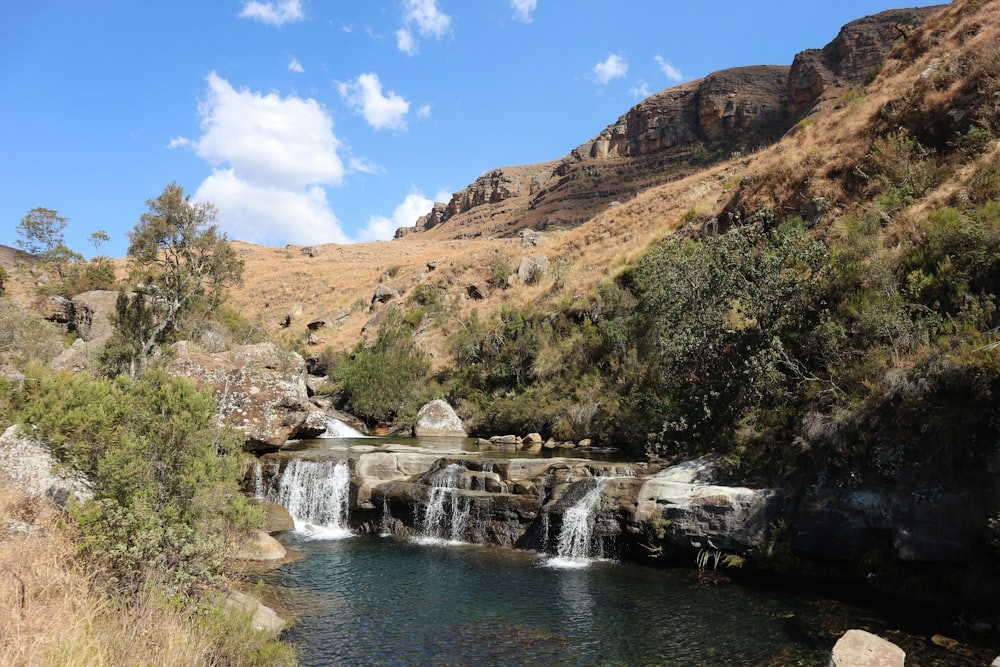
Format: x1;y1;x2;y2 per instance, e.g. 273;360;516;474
415;463;472;545
320;416;366;438
546;478;611;569
272;459;353;539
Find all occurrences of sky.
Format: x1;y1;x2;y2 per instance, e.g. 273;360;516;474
1;0;945;258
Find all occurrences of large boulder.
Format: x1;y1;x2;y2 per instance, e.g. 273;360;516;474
414;400;467;438
169;342;312;451
223;589;287;636
0;426;92;507
632;457;787;553
828;629;905;667
232;529;287;562
70;290;120;342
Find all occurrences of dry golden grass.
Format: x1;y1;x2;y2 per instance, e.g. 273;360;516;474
0;485;293;667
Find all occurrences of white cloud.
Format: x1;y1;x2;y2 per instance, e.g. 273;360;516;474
593;53;627;85
512;0;537;23
338;73;410;131
630;82;651;99
180;73;350;245
168;136;194;149
397;0;451;55
238;0;304;26
288;56;304;73
197;170;349;245
417;103;432;119
358;190;438;242
654;55;683;83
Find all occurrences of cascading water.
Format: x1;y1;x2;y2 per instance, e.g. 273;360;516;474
416;463;472;544
272;459;353;539
548;478;611;568
320;416;366;438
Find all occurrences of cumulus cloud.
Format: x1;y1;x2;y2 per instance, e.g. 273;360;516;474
288;56;304;73
357;189;449;242
177;72;349;245
654;55;683;83
512;0;537;23
630;82;651;99
338;73;410;131
238;0;304;26
593;53;627;84
397;0;451;55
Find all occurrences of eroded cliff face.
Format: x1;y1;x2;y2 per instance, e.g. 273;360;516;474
396;5;942;241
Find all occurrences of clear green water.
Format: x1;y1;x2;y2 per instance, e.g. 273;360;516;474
260;533;994;667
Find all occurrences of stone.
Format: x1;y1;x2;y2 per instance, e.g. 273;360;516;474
169;342;313;450
71;290;120;342
0;425;92;507
224;589;287;636
292;410;330;440
517;256;548;284
828;629;904;667
467;282;490;300
370;285;400;310
49;337;99;373
233;529;287;561
44;295;74;323
258;501;295;533
414;399;467;437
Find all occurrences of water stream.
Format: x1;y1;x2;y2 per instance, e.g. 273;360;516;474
415;463;472;544
264;459;352;539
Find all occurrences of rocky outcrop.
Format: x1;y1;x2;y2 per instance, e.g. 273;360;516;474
395;6;941;242
70;290;119;342
223;589;287;636
828;629;905;667
169;342;312;451
413;400;467;438
0;425;92;507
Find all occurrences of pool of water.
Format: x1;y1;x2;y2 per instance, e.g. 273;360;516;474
259;533;995;666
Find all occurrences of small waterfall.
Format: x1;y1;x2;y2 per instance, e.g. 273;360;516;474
548;478;611;568
320;417;366;438
253;460;265;500
416;463;472;544
272;459;353;539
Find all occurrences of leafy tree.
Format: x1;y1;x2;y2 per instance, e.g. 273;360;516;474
103;183;243;378
15;207;82;278
332;310;432;426
89;229;110;255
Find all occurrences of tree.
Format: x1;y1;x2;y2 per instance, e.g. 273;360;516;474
103;183;242;379
15;207;81;278
89;229;110;255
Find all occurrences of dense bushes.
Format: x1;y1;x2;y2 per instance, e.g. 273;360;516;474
4;368;260;595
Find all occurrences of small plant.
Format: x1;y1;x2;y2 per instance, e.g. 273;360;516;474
835;90;865;109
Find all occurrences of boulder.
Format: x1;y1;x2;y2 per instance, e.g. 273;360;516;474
44;295;74;323
828;629;904;667
414;400;467;437
517;256;548;284
71;290;120;342
633;457;787;553
257;501;295;533
49;337;99;373
169;342;312;451
224;589;287;636
292;410;330;440
370;285;400;310
233;529;287;561
0;426;92;507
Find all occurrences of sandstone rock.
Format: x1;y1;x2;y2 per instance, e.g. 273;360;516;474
71;289;120;342
307;309;350;331
414;399;467;437
44;295;74;323
257;501;295;533
370;285;399;310
517;256;548;284
467;282;490;300
233;529;287;561
49;337;98;373
291;410;330;440
828;629;904;667
169;342;312;451
0;426;92;507
224;589;287;636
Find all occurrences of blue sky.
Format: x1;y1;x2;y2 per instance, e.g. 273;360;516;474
1;0;944;258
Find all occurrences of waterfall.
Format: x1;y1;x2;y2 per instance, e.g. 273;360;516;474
416;463;472;544
547;478;611;568
272;459;353;539
253;459;265;500
320;416;366;438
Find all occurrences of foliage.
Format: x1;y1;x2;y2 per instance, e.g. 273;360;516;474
104;183;243;379
0;264;7;293
15;207;83;280
7;368;260;595
0;295;66;371
331;310;432;426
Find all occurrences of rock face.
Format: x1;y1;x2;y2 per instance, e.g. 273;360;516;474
169;342;313;451
828;629;905;667
70;290;120;342
394;6;941;241
413;400;467;438
0;425;92;507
